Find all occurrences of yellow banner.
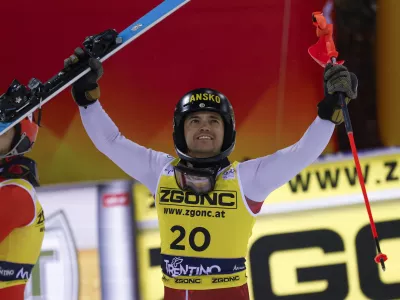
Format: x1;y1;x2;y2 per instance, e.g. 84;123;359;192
245;199;400;300
135;198;400;300
267;151;400;204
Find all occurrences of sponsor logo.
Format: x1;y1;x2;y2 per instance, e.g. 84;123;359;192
164;257;221;277
174;278;202;284
131;23;143;31
102;193;129;207
36;209;45;226
0;263;34;282
163;166;175;176
189;93;221;103
16;267;29;279
212;275;240;283
159;188;237;208
233;265;245;271
0;268;14;277
222;168;235;180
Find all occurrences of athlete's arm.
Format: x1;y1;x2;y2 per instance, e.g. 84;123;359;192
0;184;35;242
79;101;174;194
238;116;335;211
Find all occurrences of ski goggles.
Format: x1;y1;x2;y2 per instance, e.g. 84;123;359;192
173;163;218;195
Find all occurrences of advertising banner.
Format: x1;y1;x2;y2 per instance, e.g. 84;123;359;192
134;195;400;300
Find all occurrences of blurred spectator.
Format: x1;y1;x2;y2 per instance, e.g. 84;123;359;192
333;0;382;151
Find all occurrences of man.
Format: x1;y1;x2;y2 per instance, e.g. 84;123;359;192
0;115;45;300
66;48;357;299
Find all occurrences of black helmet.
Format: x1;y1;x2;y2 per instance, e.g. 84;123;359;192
173;88;236;164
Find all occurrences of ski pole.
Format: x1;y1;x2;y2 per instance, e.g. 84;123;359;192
309;11;388;271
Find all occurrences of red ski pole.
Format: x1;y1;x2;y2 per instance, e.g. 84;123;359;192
308;11;388;271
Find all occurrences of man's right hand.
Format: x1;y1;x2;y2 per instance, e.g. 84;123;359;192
317;63;358;125
64;47;104;108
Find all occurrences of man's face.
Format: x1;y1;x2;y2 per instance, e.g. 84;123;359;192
0;127;15;156
184;111;224;158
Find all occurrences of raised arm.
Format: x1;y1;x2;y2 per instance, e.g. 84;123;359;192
65;49;173;194
240;63;358;204
79;102;173;194
239;116;334;202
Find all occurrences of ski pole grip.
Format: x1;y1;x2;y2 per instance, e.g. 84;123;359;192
312;11;339;59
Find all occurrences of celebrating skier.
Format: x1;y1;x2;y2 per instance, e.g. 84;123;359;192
66;48;357;299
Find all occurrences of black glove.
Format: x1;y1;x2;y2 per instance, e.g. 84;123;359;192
317;63;358;125
64;47;104;108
